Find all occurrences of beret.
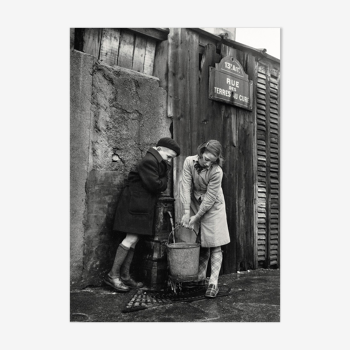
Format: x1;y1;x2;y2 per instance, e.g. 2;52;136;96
156;137;180;156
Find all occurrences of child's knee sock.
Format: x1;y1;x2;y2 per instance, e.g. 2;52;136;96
121;247;135;280
198;248;210;280
209;248;223;286
110;244;129;278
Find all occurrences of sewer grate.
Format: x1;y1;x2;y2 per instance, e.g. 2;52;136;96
122;285;231;313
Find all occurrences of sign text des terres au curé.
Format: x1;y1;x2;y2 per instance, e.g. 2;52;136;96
209;57;253;111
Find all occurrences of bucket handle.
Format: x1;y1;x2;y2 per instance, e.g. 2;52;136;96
168;223;198;244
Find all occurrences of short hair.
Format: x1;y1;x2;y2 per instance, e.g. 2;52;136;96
197;140;224;167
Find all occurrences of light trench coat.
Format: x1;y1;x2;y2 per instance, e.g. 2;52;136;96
180;155;230;248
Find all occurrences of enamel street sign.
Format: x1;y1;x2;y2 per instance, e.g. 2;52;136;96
209;56;253;110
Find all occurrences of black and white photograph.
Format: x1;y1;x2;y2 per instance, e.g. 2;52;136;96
69;27;281;322
3;2;350;349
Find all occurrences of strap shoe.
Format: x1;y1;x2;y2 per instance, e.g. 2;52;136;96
121;277;144;288
104;274;130;292
205;284;219;298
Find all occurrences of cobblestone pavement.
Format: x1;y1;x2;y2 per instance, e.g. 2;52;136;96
70;269;280;322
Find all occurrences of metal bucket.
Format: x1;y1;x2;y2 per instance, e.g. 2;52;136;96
166;225;200;282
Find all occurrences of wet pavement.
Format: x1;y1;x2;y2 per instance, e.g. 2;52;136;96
70;268;280;322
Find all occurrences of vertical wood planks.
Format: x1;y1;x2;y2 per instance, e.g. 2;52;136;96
205;45;237;273
169;28;185;224
167;29;175;120
231;112;237;147
70;28;75;50
170;32;261;274
187;30;200;155
82;28;103;58
206;63;224;143
169;28;199;226
117;29;135;69
221;50;256;272
220;44;236;61
153;40;169;89
99;29;120;67
198;44;216;145
74;28;159;76
132;35;147;72
234;101;256;271
144;39;156;75
242;76;256;270
169;30;281;273
236;109;246;270
73;28;84;51
221;104;237;273
198;42;240;274
167;28;177;222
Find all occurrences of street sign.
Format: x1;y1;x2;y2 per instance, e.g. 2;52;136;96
209;56;253;110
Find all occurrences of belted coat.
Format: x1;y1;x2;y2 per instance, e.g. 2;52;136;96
180;155;230;247
113;148;170;235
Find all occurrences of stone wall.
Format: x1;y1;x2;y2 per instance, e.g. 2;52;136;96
70;49;171;288
70;50;94;287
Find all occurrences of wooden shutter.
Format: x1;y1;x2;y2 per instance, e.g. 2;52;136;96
269;68;280;266
256;63;280;268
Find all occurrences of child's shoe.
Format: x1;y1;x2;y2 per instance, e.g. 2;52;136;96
205;284;219;298
104;274;130;292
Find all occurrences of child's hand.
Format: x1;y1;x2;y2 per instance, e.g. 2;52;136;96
181;213;190;227
188;215;199;229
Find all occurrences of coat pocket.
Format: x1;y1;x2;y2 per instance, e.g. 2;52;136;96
128;187;155;215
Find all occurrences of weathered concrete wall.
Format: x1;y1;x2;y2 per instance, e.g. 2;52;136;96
70;50;94;287
71;50;171;288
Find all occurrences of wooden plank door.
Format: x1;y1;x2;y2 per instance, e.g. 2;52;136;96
169;28;257;274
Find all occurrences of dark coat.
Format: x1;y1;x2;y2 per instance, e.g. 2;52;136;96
113;148;170;235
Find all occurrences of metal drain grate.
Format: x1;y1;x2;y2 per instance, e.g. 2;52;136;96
122;285;231;313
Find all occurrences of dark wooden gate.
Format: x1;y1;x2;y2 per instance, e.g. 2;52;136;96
168;28;280;273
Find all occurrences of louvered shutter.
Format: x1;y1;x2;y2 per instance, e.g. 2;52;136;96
256;63;280;268
269;68;280;266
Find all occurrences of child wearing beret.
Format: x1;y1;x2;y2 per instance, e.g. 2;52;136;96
104;138;181;292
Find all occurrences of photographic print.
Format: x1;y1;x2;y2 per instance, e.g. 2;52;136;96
70;27;281;322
